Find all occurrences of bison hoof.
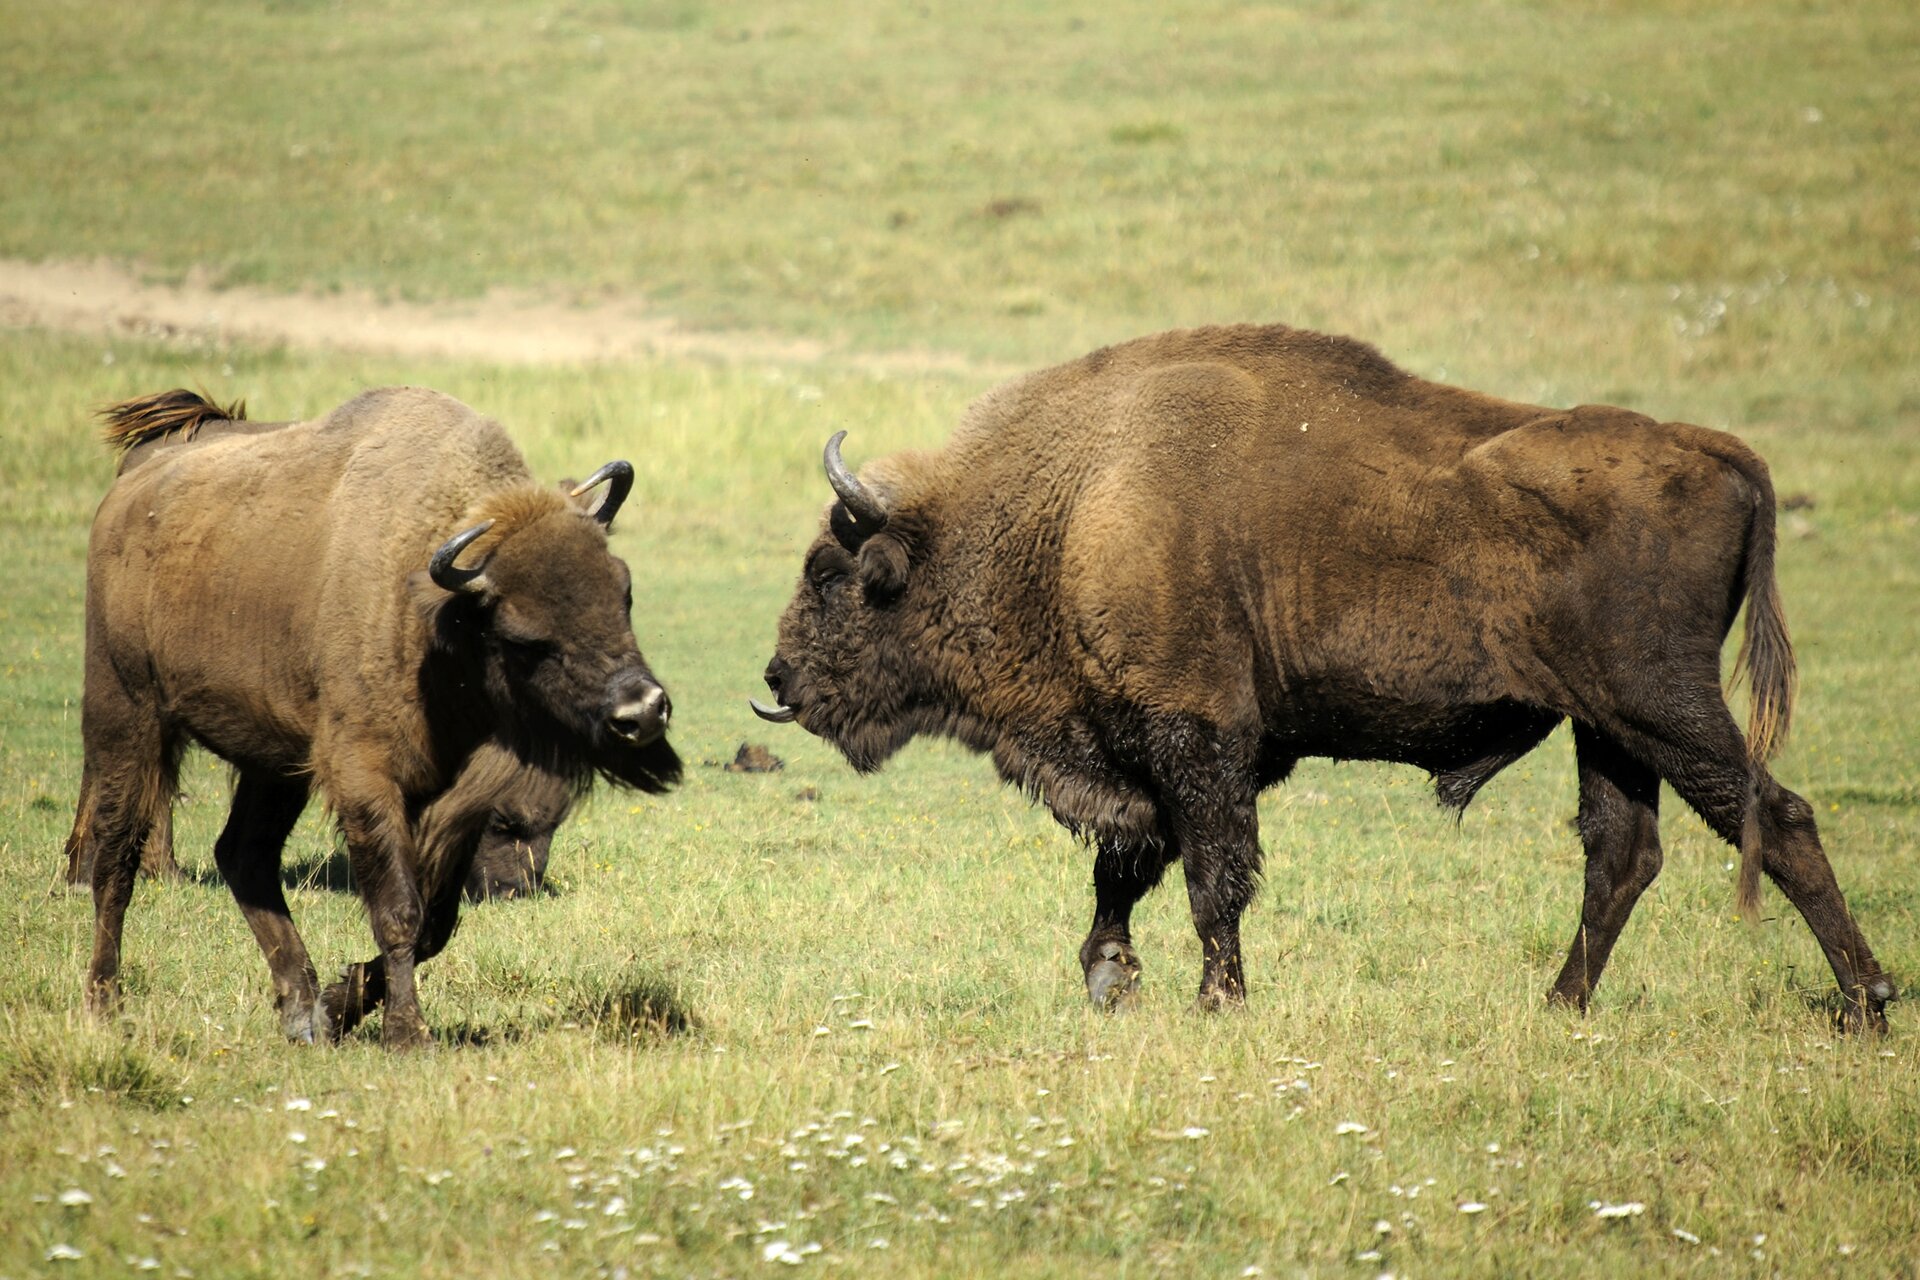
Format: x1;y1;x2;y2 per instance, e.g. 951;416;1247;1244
321;967;371;1042
381;1013;432;1051
1835;976;1897;1036
1085;941;1142;1011
280;998;322;1046
84;980;121;1019
1192;984;1246;1013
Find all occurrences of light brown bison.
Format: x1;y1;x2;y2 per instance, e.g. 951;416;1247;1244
59;394;576;901
75;387;680;1047
755;323;1894;1031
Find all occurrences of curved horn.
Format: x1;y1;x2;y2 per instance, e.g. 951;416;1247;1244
748;697;797;724
570;460;634;527
428;520;494;594
824;431;888;530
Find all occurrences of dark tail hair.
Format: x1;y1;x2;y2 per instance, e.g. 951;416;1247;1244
1720;441;1797;918
98;389;247;455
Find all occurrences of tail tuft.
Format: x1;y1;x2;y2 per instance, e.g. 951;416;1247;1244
98;389;246;455
1721;454;1796;767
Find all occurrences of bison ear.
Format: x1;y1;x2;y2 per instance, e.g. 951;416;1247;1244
857;532;910;602
407;570;485;651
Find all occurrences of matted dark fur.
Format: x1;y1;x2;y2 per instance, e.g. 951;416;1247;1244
74;386;680;1048
760;322;1894;1029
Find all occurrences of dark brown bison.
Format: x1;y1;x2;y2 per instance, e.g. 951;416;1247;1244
59;394;576;901
755;323;1895;1031
75;387;680;1047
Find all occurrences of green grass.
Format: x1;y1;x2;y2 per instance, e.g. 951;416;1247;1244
4;0;1920;1275
2;329;1915;1277
4;0;1918;370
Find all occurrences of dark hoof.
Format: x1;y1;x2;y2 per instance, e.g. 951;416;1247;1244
381;1013;432;1052
84;981;120;1019
1085;941;1141;1011
1192;985;1245;1013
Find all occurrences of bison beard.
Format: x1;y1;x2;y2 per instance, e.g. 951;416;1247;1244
758;323;1895;1031
74;386;681;1048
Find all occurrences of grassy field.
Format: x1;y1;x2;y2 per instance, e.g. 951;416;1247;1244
4;1;1919;1277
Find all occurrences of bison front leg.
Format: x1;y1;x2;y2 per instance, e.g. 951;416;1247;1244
335;794;432;1050
1162;733;1263;1010
1080;836;1176;1009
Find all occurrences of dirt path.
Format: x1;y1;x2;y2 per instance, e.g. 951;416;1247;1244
0;257;1000;379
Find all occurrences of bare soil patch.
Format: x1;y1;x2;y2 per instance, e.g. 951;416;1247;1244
0;257;996;378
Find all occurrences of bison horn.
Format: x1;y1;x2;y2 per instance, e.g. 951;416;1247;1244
749;697;797;724
570;460;634;528
428;520;494;594
824;431;888;530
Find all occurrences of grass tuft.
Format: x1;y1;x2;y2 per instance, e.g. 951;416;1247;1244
0;1029;183;1111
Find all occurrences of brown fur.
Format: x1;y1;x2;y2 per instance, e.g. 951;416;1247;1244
764;323;1893;1028
74;386;679;1047
62;405;582;900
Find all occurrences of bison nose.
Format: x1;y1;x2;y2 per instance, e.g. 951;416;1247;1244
608;683;670;745
750;657;798;725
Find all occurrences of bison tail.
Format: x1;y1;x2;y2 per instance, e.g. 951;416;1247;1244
98;389;246;455
1723;450;1796;771
1719;441;1796;921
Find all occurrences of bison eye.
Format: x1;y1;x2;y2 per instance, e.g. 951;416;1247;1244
806;545;855;594
496;629;552;659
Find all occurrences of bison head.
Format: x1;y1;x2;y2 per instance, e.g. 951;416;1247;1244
420;461;681;793
754;433;932;772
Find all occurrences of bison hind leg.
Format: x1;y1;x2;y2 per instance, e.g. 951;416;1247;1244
80;702;182;1017
1546;723;1663;1012
1587;674;1892;1030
